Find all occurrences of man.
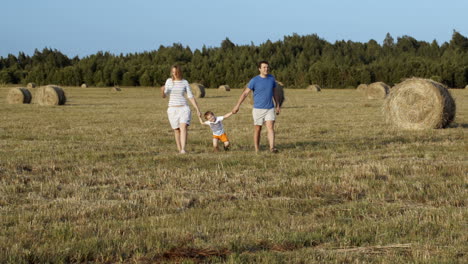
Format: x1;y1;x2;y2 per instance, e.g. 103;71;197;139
232;61;281;153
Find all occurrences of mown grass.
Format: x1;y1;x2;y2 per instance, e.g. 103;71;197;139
0;86;467;263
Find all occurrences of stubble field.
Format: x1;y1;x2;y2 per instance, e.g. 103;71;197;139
0;86;467;263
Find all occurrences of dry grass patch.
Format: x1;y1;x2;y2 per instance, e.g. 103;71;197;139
0;87;466;263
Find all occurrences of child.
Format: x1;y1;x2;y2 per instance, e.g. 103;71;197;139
198;111;233;151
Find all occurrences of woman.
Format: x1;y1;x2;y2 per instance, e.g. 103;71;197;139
161;65;202;154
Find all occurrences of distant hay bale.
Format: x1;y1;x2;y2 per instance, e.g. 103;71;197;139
190;83;205;98
383;78;456;130
36;85;66;105
111;87;122;92
27;82;36;89
7;87;32;104
356;84;368;92
81;83;88;88
306;84;321;92
218;85;230;91
366;82;390;99
465;85;468;89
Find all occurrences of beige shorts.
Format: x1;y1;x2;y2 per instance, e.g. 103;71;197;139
252;108;275;126
167;106;191;129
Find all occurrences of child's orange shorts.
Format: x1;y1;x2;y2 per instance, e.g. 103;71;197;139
213;133;229;142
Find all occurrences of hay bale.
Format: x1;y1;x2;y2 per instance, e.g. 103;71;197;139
27;82;36;89
383;78;456;130
190;83;205;98
111;87;122;92
366;82;390;99
356;84;368;92
7;87;32;104
81;83;88;88
275;81;285;107
36;85;67;105
306;84;321;92
465;85;468;89
218;85;230;91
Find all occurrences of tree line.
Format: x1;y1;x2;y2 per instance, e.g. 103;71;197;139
1;31;467;88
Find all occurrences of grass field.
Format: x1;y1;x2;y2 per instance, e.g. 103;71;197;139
0;86;467;263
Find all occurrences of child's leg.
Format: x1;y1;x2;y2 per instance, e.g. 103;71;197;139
223;141;230;150
212;138;219;151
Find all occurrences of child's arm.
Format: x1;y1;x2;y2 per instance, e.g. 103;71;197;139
223;111;234;119
198;115;208;125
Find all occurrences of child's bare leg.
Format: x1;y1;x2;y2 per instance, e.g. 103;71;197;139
212;138;219;152
223;141;230;151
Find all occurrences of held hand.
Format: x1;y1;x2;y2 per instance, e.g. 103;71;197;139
276;107;281;115
197;110;202;117
232;106;239;114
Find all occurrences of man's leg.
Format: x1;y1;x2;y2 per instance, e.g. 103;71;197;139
254;125;262;152
265;120;276;152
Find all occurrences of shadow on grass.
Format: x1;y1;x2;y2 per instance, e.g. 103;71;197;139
449;123;468;128
282;105;306;109
276;141;322;150
204;96;231;99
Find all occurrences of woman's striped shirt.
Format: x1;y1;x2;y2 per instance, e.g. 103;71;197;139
164;78;194;107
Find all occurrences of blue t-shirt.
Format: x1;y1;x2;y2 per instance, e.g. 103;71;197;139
248;74;276;109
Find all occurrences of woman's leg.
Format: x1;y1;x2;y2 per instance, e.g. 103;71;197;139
179;123;188;153
173;128;181;152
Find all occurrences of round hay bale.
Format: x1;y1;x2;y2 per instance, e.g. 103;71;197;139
366;82;390;99
190;83;205;98
27;82;36;89
81;83;88;88
36;85;67;105
306;84;321;92
218;84;230;91
7;87;32;104
111;87;122;92
356;84;368;92
275;81;285;107
383;78;456;130
465;85;468;89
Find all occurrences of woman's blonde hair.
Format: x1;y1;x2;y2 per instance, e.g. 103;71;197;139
171;64;183;80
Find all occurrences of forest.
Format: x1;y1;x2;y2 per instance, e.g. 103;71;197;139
1;31;467;89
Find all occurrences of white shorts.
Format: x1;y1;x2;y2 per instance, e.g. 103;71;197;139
252;108;275;126
167;106;191;129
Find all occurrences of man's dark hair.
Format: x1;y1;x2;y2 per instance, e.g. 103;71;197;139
257;60;269;69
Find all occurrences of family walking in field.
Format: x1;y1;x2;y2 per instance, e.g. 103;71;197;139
161;61;282;154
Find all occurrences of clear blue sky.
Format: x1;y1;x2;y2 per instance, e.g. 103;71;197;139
1;0;467;58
